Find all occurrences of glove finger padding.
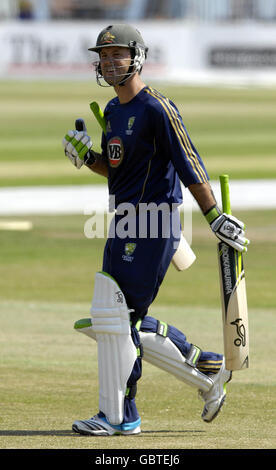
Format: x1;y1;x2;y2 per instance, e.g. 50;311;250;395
235;233;249;248
65;150;77;166
217;234;249;252
67;130;77;139
63;130;77;145
63;132;78;155
79;143;92;160
65;141;78;158
211;213;250;252
62;129;92;169
75;156;85;169
74;134;92;160
71;131;91;147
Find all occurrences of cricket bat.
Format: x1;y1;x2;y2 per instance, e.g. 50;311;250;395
89;101;196;271
218;174;249;371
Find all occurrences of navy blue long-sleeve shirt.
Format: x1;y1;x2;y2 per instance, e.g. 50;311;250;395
101;86;209;209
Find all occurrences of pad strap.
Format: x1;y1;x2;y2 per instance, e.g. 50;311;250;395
75;316;213;393
157;320;169;337
185;344;201;368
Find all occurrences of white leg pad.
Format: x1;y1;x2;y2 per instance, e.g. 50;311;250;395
90;271;137;425
75;316;213;394
139;332;213;392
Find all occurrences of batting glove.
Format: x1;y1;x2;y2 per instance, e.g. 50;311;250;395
205;206;250;252
62;130;94;169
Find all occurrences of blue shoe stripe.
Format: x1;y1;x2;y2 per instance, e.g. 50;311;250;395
102;416;141;432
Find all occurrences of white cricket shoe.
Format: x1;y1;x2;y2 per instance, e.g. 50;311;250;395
199;358;232;423
72;414;141;436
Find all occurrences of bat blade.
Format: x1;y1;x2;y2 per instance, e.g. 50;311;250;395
218;241;249;370
219;175;249;371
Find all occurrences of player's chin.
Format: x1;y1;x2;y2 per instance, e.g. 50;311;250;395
103;77;116;86
103;72;123;86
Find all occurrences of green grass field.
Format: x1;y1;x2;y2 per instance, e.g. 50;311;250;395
0;211;275;449
1;81;276;185
0;81;275;449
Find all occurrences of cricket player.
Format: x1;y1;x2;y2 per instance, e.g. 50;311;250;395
62;24;249;436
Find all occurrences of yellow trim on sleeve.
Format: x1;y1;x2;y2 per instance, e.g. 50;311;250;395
145;87;208;183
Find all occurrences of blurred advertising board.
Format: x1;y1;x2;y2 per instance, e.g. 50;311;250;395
1;21;276;84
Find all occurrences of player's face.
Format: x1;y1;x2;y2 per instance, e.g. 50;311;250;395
99;46;132;85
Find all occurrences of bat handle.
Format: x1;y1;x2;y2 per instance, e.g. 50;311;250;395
219;174;231;215
75;118;87;132
90;101;107;135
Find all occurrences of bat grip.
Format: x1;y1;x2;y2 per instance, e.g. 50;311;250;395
219;174;231;215
90;101;107;135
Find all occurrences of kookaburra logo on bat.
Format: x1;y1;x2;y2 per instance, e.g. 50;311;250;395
231;318;246;347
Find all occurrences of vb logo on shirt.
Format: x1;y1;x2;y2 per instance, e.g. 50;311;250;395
107;136;124;168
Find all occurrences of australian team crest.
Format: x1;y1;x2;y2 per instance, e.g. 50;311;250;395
128;116;135;129
122;243;137;262
125;243;136;256
126;116;135;135
100;31;116;45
